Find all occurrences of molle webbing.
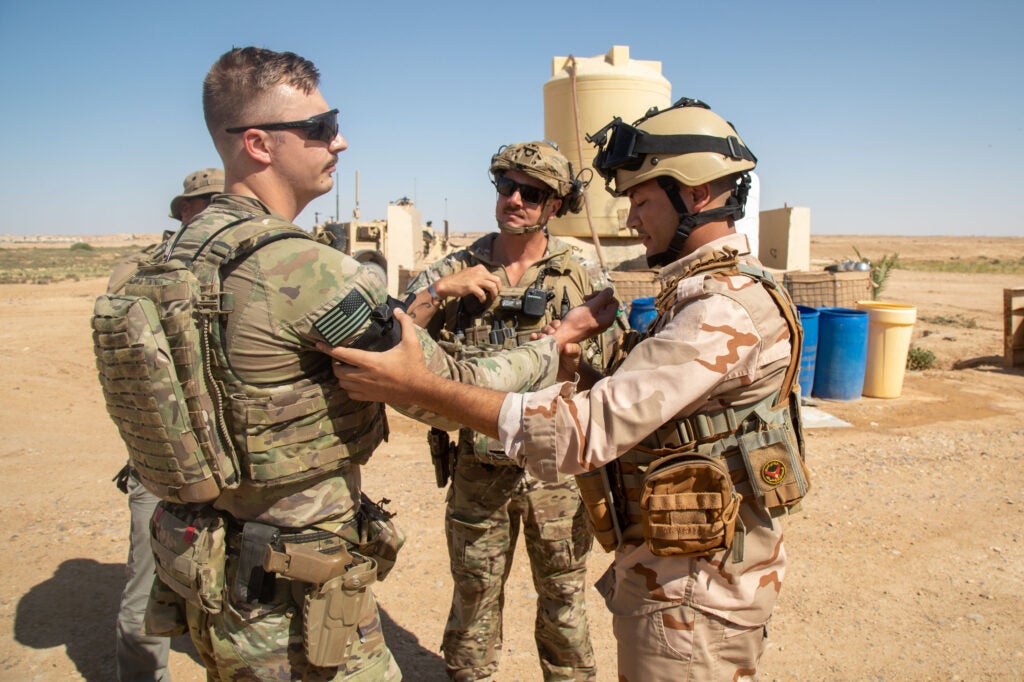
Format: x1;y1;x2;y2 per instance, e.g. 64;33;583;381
607;246;808;539
444;251;574;349
619;399;771;524
93;218;318;504
650;247;803;408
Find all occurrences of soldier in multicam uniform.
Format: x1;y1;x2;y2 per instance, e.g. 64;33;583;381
320;98;809;681
112;167;223;682
400;142;605;681
154;47;612;681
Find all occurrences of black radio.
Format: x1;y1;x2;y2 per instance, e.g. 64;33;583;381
498;286;552;318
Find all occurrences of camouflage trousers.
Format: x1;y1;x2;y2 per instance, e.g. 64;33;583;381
184;538;400;681
443;457;596;681
612;604;769;682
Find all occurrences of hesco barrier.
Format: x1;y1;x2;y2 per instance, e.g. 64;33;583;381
783;270;872;309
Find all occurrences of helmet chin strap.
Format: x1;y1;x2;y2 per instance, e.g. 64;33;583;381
645;174;750;268
497;195;555;235
498;221;546;235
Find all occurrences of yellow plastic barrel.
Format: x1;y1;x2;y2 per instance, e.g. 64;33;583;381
856;301;918;398
543;45;671;239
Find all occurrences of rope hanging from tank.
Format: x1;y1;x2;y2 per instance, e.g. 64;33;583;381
567;55;609;275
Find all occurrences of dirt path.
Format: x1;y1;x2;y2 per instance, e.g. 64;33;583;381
1;236;1022;680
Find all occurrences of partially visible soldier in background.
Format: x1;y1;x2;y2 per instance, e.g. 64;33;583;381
401;141;607;681
112;167;223;682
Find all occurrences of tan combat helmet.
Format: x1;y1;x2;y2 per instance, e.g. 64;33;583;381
588;98;757;266
169;168;225;219
489;141;587;218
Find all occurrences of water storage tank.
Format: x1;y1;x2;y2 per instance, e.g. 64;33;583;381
544;45;672;239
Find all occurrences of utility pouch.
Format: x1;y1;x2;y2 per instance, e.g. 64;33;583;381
303;554;378;668
356;494;405;581
737;421;810;515
144;573;188;637
575;467;622;553
149;503;227;613
639;452;741;557
428;427;456;488
232;521;279;604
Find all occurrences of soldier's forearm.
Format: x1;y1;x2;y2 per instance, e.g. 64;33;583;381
407;369;504;439
404;286;441;328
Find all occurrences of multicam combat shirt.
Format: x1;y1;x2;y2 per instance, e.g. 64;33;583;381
172;194;558;529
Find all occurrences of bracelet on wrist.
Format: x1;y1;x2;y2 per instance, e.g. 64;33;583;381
427;282;441;304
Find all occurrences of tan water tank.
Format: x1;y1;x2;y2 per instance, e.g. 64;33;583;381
544;45;672;239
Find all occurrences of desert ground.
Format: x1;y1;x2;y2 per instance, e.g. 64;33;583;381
1;234;1022;681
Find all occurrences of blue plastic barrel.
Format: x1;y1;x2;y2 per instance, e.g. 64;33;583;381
628;296;657;333
812;307;869;401
796;305;819;397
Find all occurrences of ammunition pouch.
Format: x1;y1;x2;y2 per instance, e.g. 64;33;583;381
302;554;378;668
428;427;457;488
639;452;741;558
736;407;810;515
149;503;227;614
575;467;623;553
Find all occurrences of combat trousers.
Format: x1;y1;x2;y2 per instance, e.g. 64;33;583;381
442;457;596;681
612;604;768;682
115;472;170;682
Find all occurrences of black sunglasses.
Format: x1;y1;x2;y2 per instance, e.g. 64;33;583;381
225;109;340;144
493;176;550;206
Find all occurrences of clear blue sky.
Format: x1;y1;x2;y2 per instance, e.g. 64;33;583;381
1;1;1020;237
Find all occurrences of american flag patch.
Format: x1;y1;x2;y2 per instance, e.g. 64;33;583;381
313;290;373;346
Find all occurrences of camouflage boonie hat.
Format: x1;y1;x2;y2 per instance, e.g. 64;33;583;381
169;168;225;219
489;141;588;217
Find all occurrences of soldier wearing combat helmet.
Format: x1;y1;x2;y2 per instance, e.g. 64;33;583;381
320;98;809;681
400;140;610;681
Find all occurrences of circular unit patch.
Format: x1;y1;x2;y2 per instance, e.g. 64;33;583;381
760;460;787;486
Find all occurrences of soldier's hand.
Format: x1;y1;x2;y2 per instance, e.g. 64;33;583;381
530;318;561;340
557;341;582;382
552;288;618;349
317;310;427;404
435;265;501;302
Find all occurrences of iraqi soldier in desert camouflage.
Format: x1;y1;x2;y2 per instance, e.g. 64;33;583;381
400;142;607;681
319;98;809;681
153;46;611;681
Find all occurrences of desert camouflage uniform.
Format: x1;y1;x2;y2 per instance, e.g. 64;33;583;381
498;233;793;681
166;195;560;681
407;233;606;681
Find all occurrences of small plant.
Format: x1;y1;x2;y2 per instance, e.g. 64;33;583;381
920;314;977;329
854;246;900;300
69;241;94;251
906;346;935;371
